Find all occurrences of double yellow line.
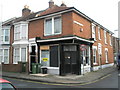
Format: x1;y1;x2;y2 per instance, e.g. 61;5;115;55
6;74;112;86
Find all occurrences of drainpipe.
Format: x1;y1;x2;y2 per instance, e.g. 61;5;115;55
35;37;41;63
90;43;93;71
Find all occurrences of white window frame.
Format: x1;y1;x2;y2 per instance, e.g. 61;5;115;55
13;48;20;64
13;47;27;64
0;48;9;64
21;47;27;62
44;15;62;36
98;43;102;55
105;48;108;63
109;34;112;46
0;49;3;64
98;27;101;40
4;49;9;64
92;23;96;41
1;26;10;44
14;22;28;41
104;30;107;44
92;46;97;65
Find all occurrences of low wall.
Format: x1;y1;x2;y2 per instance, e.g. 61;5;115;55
2;62;29;73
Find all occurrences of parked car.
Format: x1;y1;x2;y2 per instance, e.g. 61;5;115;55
0;78;17;90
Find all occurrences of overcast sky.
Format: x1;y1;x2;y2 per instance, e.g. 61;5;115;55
0;0;119;32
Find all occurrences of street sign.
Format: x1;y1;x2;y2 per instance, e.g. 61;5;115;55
80;44;86;51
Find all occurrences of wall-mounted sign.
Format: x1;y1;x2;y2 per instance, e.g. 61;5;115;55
42;58;48;62
80;44;86;51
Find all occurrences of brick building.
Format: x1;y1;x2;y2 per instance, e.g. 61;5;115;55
0;0;114;75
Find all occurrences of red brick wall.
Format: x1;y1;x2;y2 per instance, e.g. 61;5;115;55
72;12;91;39
28;12;73;39
93;26;114;66
9;26;14;64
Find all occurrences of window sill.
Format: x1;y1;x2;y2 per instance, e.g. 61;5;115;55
98;39;101;41
44;33;61;36
93;63;98;65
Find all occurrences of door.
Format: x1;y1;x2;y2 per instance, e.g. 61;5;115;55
64;51;77;74
63;45;78;74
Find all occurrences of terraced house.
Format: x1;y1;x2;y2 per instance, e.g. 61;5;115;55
1;0;114;76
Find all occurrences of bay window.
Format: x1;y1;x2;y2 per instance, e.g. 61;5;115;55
21;48;26;62
1;27;10;43
13;47;27;64
44;16;61;36
0;49;9;64
0;49;3;64
4;49;9;64
14;22;28;41
14;48;20;64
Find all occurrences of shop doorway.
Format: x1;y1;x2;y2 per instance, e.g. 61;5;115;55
60;44;80;75
64;51;77;74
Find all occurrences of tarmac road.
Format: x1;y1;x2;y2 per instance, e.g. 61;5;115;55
2;70;119;90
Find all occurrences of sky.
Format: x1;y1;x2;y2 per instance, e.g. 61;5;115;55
0;0;119;33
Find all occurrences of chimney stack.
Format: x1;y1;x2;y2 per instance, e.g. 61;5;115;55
22;5;31;17
49;0;54;8
61;1;66;7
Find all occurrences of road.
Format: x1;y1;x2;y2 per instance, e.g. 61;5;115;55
2;70;119;90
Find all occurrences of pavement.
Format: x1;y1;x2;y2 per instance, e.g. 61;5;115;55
1;66;117;84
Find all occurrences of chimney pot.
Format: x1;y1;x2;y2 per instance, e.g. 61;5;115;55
49;0;54;8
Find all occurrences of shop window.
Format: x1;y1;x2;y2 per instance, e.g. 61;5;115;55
80;46;90;66
41;50;49;66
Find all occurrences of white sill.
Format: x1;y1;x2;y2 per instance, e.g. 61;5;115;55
44;33;61;36
13;63;18;64
4;63;9;64
99;39;101;41
93;63;98;65
105;61;109;64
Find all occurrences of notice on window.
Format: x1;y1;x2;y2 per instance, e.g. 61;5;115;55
42;58;48;62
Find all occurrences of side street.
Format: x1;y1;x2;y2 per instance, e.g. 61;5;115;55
1;66;116;84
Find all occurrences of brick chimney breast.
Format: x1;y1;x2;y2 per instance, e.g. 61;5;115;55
49;0;54;8
22;5;31;17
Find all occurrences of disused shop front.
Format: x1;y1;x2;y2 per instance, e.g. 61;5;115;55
34;36;93;76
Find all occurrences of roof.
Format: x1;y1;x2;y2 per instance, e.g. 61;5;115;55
2;4;113;34
28;6;113;34
0;78;10;83
2;17;17;26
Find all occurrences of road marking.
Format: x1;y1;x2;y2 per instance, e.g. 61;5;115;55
4;74;112;86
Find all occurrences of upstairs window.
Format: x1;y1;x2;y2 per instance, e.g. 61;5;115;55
44;16;61;36
98;27;101;40
14;25;20;40
14;22;28;41
104;31;107;44
109;34;112;46
1;27;10;43
92;24;96;41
